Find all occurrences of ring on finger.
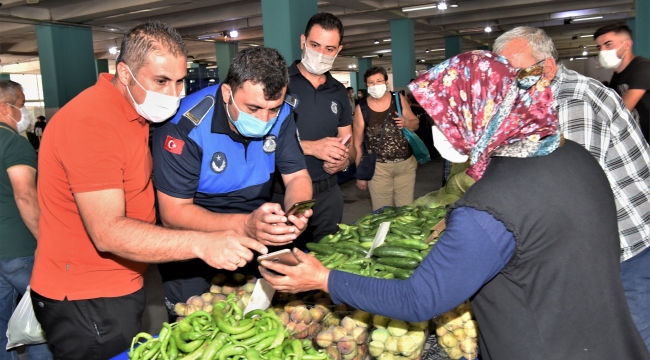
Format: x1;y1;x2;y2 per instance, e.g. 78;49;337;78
236;258;241;266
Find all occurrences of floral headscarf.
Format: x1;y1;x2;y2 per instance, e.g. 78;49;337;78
408;51;560;180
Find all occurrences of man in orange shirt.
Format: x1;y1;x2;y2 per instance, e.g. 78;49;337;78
30;21;267;360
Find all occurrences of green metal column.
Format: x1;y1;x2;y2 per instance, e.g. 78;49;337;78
215;42;238;82
0;74;10;80
427;64;434;70
390;19;416;90
95;59;109;78
349;72;358;92
261;0;317;63
634;0;650;57
445;36;463;59
357;58;372;89
35;24;96;113
476;45;490;51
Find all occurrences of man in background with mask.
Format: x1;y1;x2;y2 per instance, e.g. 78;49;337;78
273;12;354;246
594;23;650;142
0;80;52;360
31;21;267;360
494;26;650;351
152;46;312;320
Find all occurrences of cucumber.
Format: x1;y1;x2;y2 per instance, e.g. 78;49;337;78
389;239;429;251
376;257;420;270
359;235;375;243
305;242;336;255
399;226;423;235
392;268;414;279
336;248;360;257
373;246;424;262
334;242;368;254
360;241;374;249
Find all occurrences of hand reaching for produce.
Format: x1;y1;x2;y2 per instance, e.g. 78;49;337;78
310;137;349;163
245;203;304;246
198;230;268;271
357;179;368;191
260;248;330;293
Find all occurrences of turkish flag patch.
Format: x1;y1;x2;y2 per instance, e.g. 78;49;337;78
164;135;185;155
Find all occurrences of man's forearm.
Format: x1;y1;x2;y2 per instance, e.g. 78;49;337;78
95;216;213;263
301;140;317;157
160;202;248;234
283;175;314;211
15;196;39;239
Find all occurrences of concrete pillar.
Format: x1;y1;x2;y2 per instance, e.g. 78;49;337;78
35;23;96;115
445;36;463;59
95;59;109;78
0;74;10;80
390;19;416;90
637;0;650;57
349;72;358;92
261;0;317;63
215;42;238;82
357;58;372;89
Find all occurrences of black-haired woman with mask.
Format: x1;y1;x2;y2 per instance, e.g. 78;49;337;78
353;66;419;211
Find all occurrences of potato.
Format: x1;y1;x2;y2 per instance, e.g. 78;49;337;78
174;303;188;316
453;327;467;341
447;346;463;359
397;334;417;356
441;332;458;348
201;292;214;303
463;320;478;338
459;337;477;354
186;295;204;308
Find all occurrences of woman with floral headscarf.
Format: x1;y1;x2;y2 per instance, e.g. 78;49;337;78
259;51;650;360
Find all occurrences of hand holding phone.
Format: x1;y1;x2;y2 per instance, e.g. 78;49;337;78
257;249;300;276
285;199;316;220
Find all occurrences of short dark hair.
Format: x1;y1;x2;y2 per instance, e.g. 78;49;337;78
364;67;388;83
305;13;344;45
224;47;289;101
346;87;354;91
0;80;23;105
116;20;188;76
594;22;632;40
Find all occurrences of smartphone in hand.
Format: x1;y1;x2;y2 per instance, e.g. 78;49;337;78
341;134;352;147
257;249;300;266
285;199;316;219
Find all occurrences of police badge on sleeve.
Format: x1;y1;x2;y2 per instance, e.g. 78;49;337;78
263;135;277;153
211;152;227;173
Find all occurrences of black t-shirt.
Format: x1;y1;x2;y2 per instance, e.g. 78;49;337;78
610;56;650;141
287;61;353;182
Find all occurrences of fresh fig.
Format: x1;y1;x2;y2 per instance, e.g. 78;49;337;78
316;330;334;348
309;307;325;323
284;300;306;314
290;305;312;324
210;273;226;285
351;327;367;345
337;336;358;355
340;316;357;334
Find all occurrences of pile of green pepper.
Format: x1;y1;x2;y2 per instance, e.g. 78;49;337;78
305;206;446;279
128;294;329;360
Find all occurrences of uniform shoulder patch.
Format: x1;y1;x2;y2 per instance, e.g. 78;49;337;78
263;134;277;153
210;152;227;173
164;135;185;155
331;101;338;114
284;94;299;108
184;95;215;126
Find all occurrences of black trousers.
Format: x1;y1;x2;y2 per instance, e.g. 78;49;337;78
31;288;145;360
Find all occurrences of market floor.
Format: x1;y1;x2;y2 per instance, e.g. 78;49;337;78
137;156;445;335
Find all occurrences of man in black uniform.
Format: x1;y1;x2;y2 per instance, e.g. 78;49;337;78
273;13;354;245
595;23;650;141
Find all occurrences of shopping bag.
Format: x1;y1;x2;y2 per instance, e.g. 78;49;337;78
6;286;46;349
402;128;431;164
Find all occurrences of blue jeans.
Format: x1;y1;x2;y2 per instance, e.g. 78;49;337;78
0;256;52;360
621;246;650;351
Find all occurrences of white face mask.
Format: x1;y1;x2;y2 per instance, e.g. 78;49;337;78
301;41;338;75
8;104;30;133
125;66;181;123
432;125;468;163
598;43;625;69
367;84;387;99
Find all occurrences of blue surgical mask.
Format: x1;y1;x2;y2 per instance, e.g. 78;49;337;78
225;90;278;138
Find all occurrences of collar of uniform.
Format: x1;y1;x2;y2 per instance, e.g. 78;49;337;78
211;84;248;144
95;73;145;124
0;122;16;134
289;60;337;89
